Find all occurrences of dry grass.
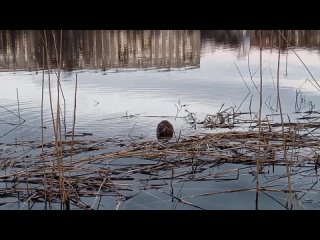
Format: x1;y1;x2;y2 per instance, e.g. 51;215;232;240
1;108;319;209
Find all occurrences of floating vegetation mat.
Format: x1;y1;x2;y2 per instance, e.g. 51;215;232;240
1;110;320;210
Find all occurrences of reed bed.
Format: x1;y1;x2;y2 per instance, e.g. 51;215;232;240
1;109;319;209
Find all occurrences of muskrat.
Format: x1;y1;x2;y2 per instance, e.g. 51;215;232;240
157;120;174;139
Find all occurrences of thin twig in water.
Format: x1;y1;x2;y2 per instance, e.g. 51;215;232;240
128;122;137;140
20;193;37;210
158;189;205;210
91;178;107;209
234;62;251;93
247;45;259;93
0;105;25;122
236;92;251;113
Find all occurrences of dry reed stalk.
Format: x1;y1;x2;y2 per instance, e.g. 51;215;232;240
41;46;47;209
16;88;30;209
186;187;290;199
43;31;58;144
40;32;66;139
52;30;68;209
43;31;58;204
20;192;37;210
91;177;107;209
277;30;292;205
255;30;263;209
69;73;78;200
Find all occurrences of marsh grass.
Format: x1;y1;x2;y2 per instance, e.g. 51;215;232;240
1;106;320;209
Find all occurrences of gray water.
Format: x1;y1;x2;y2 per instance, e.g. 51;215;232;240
0;30;320;210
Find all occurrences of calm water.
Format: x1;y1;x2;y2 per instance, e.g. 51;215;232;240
1;30;320;209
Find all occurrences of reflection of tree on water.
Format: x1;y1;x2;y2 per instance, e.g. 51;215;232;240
201;30;320;54
0;30;201;71
2;30;320;72
251;30;320;50
201;30;243;47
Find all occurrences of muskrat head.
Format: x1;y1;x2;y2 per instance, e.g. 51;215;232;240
157;120;174;140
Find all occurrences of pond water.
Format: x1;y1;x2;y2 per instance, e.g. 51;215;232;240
0;30;320;210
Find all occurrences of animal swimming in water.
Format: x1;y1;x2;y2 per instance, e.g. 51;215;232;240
157;120;174;139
